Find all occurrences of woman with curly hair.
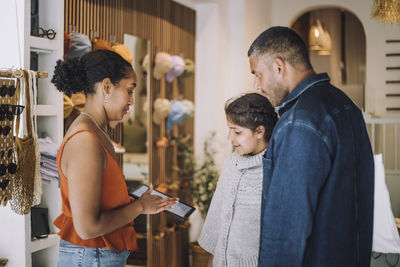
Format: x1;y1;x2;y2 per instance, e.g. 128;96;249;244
51;49;178;267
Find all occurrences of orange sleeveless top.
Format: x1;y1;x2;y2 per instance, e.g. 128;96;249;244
53;130;138;252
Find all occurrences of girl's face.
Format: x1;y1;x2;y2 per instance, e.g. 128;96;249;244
226;118;266;156
107;70;137;121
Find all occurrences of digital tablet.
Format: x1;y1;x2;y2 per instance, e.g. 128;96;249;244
128;184;196;221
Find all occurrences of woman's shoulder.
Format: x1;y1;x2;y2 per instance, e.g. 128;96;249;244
62;120;104;157
64;116;93;138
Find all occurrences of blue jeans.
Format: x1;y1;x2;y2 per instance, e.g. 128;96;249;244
57;239;130;267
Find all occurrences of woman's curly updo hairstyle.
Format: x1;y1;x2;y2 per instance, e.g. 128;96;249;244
51;49;132;95
225;92;278;141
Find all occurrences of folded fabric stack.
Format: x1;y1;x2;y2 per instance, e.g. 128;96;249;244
38;136;58;184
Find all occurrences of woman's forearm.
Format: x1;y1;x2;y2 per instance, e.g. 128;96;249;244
75;200;143;240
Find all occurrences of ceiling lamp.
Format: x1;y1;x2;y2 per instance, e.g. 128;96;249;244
371;0;400;24
309;19;332;55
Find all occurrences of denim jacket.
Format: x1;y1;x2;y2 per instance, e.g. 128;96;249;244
259;73;374;267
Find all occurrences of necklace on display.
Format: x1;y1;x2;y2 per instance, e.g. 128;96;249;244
80;111;113;146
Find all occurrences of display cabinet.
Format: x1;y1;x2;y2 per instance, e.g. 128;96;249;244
0;0;64;266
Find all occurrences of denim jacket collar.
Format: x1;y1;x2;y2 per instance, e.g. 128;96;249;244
277;73;331;116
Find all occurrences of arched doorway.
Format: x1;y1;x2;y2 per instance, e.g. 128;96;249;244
291;8;366;110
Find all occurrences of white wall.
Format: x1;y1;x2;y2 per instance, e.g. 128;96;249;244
0;0;27;69
270;0;400;117
175;0;272;165
176;0;400;168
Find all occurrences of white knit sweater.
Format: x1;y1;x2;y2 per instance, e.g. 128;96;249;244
198;150;265;267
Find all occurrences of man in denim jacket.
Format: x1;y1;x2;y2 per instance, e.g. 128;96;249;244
248;26;374;266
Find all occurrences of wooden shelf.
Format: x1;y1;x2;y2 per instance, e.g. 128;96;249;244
30;234;59;253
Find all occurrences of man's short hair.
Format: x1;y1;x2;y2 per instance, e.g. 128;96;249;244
248;26;313;71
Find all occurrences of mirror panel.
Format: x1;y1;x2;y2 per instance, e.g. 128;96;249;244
122;34;150;183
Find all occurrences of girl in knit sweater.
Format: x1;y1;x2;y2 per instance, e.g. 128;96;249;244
198;92;278;267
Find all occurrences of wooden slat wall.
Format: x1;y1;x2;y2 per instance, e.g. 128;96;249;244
64;1;195;266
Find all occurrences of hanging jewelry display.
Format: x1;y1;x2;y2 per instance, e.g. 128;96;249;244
0;74;20;207
0;69;46;214
10;70;40;214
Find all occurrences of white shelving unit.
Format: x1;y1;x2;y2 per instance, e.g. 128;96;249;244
0;0;64;266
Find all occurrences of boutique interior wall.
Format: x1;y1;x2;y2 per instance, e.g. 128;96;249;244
65;0;195;266
176;0;399;167
177;0;400;219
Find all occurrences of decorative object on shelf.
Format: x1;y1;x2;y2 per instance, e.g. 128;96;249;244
371;0;400;24
154;52;173;80
92;37;113;51
166;56;185;83
181;99;195;122
166;100;185;130
156;137;169;148
63;94;74;118
112;43;133;64
0;83;16;98
64;32;92;59
153;98;171;125
64;31;71;55
31;207;50;239
32;27;56;40
64;92;86;132
0;258;8;267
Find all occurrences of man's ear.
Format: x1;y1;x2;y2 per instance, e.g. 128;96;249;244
273;57;285;78
101;78;112;95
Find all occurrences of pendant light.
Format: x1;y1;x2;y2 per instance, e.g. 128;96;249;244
371;0;400;24
309;19;332;55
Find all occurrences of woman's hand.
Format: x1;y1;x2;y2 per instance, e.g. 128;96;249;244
137;184;179;215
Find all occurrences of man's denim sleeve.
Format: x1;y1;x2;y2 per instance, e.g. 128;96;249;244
259;122;331;266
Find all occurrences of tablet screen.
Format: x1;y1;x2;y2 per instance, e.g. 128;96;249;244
129;184;195;220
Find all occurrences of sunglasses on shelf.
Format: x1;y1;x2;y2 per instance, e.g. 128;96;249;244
0;162;17;176
0;84;16;97
32;27;56;40
0;148;12;158
0;178;9;190
0;126;11;136
0;104;25;121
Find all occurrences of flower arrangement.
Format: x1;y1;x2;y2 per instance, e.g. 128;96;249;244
176;132;219;218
